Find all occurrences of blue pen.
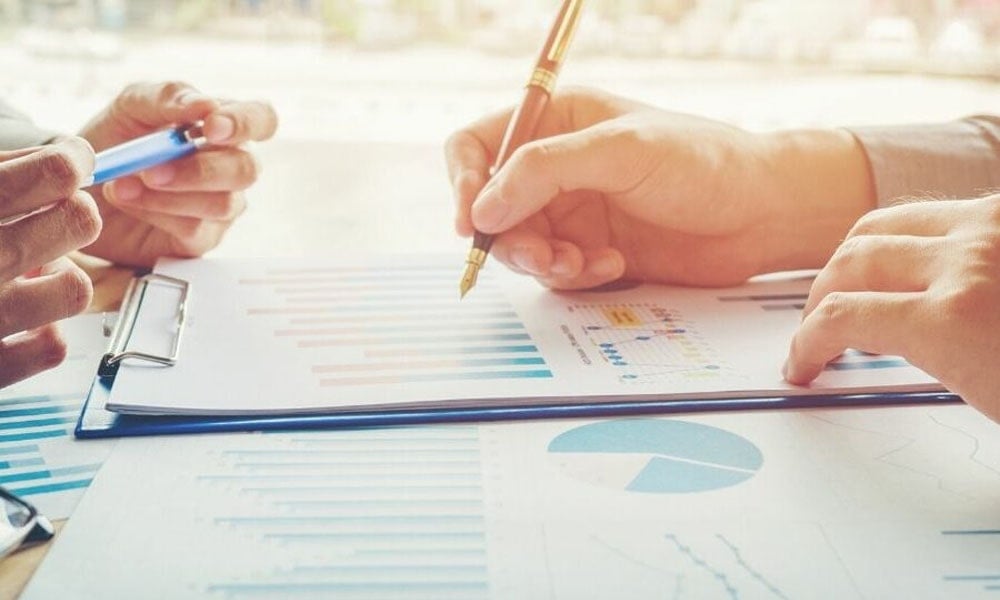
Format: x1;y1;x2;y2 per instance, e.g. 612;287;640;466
82;122;207;187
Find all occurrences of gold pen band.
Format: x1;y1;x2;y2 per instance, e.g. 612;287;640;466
465;247;488;268
528;67;558;95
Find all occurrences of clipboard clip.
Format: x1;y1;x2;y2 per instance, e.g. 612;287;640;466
98;274;189;380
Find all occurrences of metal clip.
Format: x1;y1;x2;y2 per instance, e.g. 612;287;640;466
98;274;189;380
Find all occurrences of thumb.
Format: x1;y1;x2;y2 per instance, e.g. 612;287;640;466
470;122;647;234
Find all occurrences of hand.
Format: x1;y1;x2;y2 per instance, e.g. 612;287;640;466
446;87;875;289
784;195;1000;423
0;139;101;387
78;81;279;267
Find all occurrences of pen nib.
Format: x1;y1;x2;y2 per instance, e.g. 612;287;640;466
459;263;479;300
459;246;488;300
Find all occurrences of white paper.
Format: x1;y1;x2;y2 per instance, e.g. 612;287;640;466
107;256;942;415
0;313;116;519
24;403;1000;599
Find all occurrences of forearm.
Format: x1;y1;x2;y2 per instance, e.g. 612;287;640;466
757;128;877;273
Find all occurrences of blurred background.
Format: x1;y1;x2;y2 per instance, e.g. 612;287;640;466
1;0;997;140
0;1;997;257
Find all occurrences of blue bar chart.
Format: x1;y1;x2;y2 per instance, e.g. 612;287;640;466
0;395;100;500
239;264;552;389
198;427;491;599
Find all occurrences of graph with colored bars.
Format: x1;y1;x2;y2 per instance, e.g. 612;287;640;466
199;427;490;598
0;393;99;499
0;393;106;518
718;292;911;372
569;303;735;384
239;265;552;389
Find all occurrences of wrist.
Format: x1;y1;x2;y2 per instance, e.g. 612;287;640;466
758;128;876;273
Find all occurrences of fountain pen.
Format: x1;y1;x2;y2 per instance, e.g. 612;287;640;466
458;0;585;298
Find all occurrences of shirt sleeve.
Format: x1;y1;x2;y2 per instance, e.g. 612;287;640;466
0;99;58;150
849;116;1000;207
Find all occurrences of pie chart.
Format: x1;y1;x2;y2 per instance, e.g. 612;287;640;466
547;419;763;493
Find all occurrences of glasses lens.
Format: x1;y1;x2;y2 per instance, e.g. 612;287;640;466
0;490;36;558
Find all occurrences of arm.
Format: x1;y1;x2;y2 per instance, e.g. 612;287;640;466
851;116;1000;205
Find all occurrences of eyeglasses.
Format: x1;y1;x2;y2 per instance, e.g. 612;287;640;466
0;486;54;561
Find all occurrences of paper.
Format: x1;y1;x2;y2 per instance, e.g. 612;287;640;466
24;403;1000;599
106;256;941;415
0;314;115;519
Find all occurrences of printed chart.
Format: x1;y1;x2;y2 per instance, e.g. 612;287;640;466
239;265;552;389
198;427;490;598
548;419;763;493
718;293;912;372
0;393;100;497
567;303;735;385
0;314;113;518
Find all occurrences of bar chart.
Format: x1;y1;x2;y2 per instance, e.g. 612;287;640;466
197;427;491;598
239;264;553;390
0;393;100;496
0;314;114;518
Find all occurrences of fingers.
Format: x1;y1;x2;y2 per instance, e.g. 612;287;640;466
784;292;922;384
0;257;92;388
489;229;626;290
133;147;260;193
0;324;68;389
470;123;647;235
0;192;101;281
110;81;220;130
104;181;246;221
787;202;962;382
110;83;278;145
0;257;92;338
802;235;941;315
445;107;515;181
203;100;279;145
0;138;95;219
846;200;964;238
445;107;516;236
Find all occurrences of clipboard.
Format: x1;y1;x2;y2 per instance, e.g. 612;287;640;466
75;273;962;439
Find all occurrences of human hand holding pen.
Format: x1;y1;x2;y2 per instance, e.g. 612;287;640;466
0;138;101;387
80;81;279;267
446;87;874;290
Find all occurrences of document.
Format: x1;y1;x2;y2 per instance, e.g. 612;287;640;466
24;404;1000;599
105;256;942;416
0;314;116;519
